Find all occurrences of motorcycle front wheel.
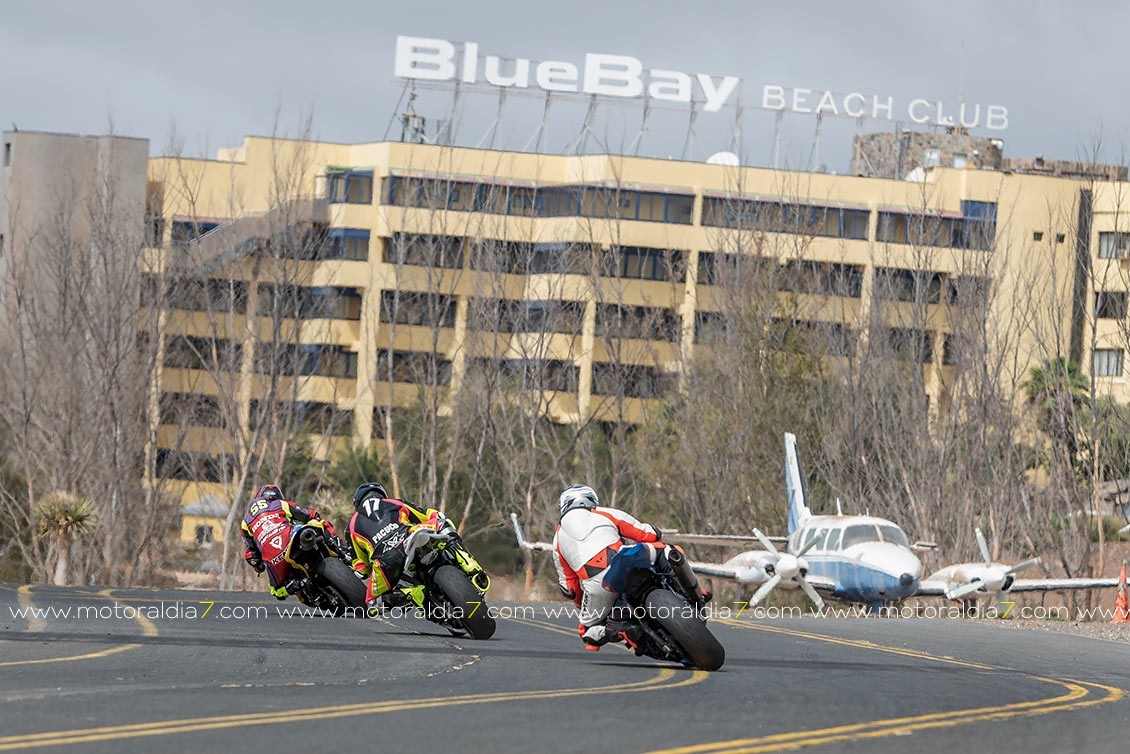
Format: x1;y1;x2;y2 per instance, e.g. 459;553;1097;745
433;564;496;640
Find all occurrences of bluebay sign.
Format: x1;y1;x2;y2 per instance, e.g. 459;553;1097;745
395;35;1009;131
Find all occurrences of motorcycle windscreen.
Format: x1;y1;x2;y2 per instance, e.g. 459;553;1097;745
602;543;654;594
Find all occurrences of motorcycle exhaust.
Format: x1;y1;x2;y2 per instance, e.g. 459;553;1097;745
665;546;704;608
298;527;319;551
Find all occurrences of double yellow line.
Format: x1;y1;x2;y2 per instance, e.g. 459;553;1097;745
0;666;706;750
2;587;156;668
643;619;1125;754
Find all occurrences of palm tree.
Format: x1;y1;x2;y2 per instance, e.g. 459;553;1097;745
1021;357;1089;465
34;492;98;586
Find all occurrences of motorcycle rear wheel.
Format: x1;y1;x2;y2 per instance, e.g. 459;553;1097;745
316;557;367;616
434;565;496;640
644;588;725;671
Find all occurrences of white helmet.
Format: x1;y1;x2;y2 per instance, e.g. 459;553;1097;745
559;484;599;518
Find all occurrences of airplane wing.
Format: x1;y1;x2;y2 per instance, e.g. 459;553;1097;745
804;575;838;592
1007;577;1121;592
666;532;789;546
914;579;949;597
688;561;748;580
510;513;554;552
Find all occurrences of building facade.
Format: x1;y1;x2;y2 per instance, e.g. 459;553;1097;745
6;129;1130;540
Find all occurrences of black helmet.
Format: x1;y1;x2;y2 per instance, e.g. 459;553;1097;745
255;484;283;502
353;482;388;511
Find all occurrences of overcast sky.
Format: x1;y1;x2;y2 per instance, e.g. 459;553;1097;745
1;1;1125;171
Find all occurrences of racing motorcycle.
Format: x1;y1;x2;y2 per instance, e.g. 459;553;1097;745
605;544;725;671
393;515;496;640
269;518;366;616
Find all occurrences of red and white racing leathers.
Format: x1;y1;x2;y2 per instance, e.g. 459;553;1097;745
552;506;661;630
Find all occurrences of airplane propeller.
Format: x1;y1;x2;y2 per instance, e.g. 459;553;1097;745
747;528;825;611
945;529;1041;600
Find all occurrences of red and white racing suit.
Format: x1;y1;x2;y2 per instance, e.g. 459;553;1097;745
552;506;661;634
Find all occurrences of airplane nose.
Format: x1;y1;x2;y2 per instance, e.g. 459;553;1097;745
900;572;914;587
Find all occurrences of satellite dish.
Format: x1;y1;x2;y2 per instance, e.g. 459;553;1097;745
706;151;740;166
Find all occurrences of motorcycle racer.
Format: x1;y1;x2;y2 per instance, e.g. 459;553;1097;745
347;482;451;613
241;484;338;599
552;483;708;651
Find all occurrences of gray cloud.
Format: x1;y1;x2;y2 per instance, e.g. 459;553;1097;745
1;0;1125;168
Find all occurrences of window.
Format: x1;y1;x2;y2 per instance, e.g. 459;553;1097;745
945;276;990;309
595;304;681;342
531;243;591;275
694;311;727;343
251;400;353;436
375;349;451;386
1056;233;1066;244
826;528;843;551
886;328;934;363
602;246;684;282
379;290;456;328
194;525;214;546
777;261;863;298
521;301;585;334
878;525;909;547
923;148;941;167
163;335;242;371
3;141;10;167
960;201;998;251
325;170;373;204
1099;232;1130;259
1033;231;1044;242
258;285;361;320
325;229;370;261
470;358;579;393
385;233;463;268
469;239;534;274
1094;349;1124;377
160;393;225;428
170;220;220;247
953;154;967;169
841;525;880;548
255;343;357;379
1095;292;1128;320
156;450;230;483
164;279;248;313
591;363;675;399
874;268;942;304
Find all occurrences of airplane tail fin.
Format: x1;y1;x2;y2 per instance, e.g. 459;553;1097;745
785;433;813;536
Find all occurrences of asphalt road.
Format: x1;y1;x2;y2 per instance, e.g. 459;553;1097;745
1;584;1129;753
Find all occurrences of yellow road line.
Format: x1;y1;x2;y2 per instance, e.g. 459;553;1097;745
0;644;138;668
0;666;707;750
642;619;1125;753
98;589;159;637
17;586;45;632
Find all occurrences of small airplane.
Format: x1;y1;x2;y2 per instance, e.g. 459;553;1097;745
511;432;1123;612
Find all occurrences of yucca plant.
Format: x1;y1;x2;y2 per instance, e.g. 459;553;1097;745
34;492;98;586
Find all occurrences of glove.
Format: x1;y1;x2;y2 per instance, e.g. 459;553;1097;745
559;584;576;601
248;556;265;573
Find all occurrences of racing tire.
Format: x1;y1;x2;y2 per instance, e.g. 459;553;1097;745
645;588;725;671
316;557;367;616
434;564;496;640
